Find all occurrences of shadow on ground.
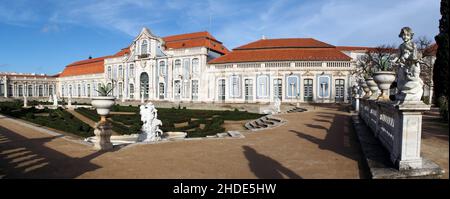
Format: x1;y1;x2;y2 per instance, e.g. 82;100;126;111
0;126;115;178
289;104;370;179
242;145;302;179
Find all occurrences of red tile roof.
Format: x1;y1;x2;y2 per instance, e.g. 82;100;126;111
59;55;111;77
234;38;335;50
59;31;228;77
113;48;130;57
209;38;351;64
336;46;374;51
163;31;229;54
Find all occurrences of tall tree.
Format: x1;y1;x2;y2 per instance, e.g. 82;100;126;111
433;0;449;103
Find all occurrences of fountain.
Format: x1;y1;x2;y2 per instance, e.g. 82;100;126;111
85;102;186;146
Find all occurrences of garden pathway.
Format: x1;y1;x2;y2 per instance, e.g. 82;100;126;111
1;104;446;179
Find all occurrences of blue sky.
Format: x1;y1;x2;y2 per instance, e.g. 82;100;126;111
0;0;441;75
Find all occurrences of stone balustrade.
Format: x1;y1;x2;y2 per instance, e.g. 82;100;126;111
358;98;430;170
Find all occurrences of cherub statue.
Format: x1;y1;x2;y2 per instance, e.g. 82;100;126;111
393;27;424;103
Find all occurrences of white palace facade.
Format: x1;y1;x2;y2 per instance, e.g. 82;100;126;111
0;27;369;104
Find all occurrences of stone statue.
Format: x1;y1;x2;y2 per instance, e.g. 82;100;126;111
138;102;163;142
49;95;53;103
393;27;424;103
53;94;58;106
274;97;281;113
23;95;27;107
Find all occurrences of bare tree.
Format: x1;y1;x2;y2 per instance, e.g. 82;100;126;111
414;36;436;104
354;45;397;80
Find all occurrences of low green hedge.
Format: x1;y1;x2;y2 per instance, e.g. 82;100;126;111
73;105;264;137
0;102;94;138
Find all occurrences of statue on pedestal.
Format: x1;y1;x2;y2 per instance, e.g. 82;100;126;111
393;27;424;103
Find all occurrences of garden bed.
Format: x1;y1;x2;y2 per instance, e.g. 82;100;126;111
75;106;264;138
0;101;94;138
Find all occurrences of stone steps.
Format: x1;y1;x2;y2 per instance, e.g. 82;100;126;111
287;107;308;113
245;115;285;131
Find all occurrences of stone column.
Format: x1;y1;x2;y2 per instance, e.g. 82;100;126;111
392;103;430;170
93;122;113;150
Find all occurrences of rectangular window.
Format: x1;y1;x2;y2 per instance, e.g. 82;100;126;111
257;76;269;98
192;80;198;100
273;78;282;100
318;76;330;98
174;80;181;100
304;79;313;101
230;75;240;98
335;79;345;102
245;79;253;101
218;79;225;101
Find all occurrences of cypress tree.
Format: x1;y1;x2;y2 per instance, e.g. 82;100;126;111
433;0;449;103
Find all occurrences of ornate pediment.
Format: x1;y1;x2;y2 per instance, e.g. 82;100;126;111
302;70;314;76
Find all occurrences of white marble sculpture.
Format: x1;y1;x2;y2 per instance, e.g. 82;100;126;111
68;95;72;107
394;27;424;103
49;95;53;103
274;97;281;113
137;102;163;142
53;94;58;107
23;95;27;107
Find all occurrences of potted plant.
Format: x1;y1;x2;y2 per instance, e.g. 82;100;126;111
91;81;116;123
368;46;397;101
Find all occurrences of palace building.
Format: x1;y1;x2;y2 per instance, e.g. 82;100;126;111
0;27;369;103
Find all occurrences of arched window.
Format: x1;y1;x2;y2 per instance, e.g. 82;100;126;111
140;73;149;99
107;66;112;79
18;85;23;97
141;40;148;54
28;85;33;97
77;84;81;97
38;85;43;97
159;61;166;76
118;65;123;78
129;64;135;78
192;58;199;73
183;58;190;78
174;59;181;74
87;84;91;97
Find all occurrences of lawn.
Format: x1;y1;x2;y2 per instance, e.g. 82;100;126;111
0;100;94;138
76;106;264;137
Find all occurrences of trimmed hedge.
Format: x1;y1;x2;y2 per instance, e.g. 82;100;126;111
0;102;94;138
73;105;264;137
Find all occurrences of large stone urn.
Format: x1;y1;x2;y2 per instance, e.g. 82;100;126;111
373;71;396;101
360;80;371;99
365;78;379;100
91;96;116;150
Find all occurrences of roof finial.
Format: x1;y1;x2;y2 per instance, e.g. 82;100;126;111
88;55;92;59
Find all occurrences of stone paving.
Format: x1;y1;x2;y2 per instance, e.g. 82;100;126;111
0;104;445;179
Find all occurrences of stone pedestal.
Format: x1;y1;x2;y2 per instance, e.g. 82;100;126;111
393;102;430;170
93;122;113;150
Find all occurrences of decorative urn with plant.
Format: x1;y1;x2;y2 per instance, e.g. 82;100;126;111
91;81;116;123
370;47;397;101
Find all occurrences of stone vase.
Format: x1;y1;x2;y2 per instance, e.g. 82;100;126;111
361;80;371;99
366;78;379;100
91;96;116;118
373;71;396;101
91;96;116;150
